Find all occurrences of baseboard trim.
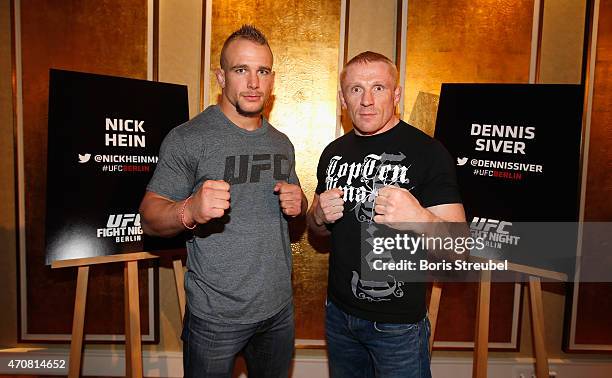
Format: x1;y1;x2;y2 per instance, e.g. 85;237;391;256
1;347;612;377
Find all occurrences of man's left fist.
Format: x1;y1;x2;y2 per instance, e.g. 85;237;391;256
374;186;428;224
274;181;303;217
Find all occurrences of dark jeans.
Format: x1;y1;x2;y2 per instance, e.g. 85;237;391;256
325;300;432;378
182;302;294;378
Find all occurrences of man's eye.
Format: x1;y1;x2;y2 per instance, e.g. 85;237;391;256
374;85;384;91
351;87;362;93
235;68;246;73
258;70;270;75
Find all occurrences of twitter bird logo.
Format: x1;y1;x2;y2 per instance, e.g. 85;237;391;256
457;157;468;166
78;153;91;163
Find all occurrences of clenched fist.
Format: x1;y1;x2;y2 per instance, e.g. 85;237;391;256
373;186;427;225
274;181;303;217
187;180;231;224
314;188;344;225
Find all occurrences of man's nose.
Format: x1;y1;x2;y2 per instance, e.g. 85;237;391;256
247;72;259;89
361;89;374;106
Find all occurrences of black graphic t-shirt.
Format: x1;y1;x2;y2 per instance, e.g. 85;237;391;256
316;121;462;323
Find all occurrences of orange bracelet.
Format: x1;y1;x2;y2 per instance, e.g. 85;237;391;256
180;196;197;230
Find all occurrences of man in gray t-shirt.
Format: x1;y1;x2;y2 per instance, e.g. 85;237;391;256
140;25;306;378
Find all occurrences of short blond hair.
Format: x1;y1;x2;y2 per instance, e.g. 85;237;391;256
340;51;398;86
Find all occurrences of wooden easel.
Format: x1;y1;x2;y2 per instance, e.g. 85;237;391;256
52;252;159;378
172;256;186;322
428;257;567;378
428;281;443;356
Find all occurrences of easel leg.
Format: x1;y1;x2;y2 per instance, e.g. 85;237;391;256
172;257;186;324
428;282;443;357
473;270;491;378
68;266;89;378
124;260;143;378
124;263;132;377
528;276;549;378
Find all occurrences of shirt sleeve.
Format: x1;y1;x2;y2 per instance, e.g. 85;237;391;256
315;146;329;195
419;140;463;208
287;143;301;187
146;127;197;201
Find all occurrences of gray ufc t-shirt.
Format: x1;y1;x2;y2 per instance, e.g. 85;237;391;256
147;105;300;324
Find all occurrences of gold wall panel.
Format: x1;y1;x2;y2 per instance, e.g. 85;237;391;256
19;0;150;338
539;0;586;84
347;0;397;61
159;0;202;118
404;0;533;136
209;0;341;341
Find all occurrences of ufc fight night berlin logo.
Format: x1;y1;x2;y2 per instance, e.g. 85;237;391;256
96;214;142;243
469;217;520;249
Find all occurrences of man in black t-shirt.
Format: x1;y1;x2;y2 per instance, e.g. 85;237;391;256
307;51;465;378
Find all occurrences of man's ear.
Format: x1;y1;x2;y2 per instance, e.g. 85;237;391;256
215;68;226;89
338;89;347;110
393;85;401;107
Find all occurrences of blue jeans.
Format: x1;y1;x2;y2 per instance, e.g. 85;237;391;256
325;300;432;378
182;302;294;378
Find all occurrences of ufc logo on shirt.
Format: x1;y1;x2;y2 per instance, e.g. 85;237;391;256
224;154;290;184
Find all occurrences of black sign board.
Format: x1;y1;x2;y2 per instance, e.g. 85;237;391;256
434;84;583;273
45;69;188;264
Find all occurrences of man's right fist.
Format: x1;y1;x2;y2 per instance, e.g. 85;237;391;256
188;180;231;224
314;188;344;225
